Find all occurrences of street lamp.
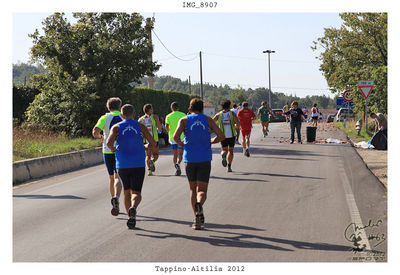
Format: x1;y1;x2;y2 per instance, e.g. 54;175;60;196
262;50;275;108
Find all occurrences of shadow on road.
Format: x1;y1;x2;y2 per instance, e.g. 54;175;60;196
210;175;268;183
234;171;325;180
129;215;352;253
13;194;86;200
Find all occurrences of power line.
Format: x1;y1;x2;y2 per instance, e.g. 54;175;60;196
203;52;319;64
152;30;198;62
155;53;199;62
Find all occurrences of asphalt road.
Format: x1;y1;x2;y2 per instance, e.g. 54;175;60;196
13;122;387;262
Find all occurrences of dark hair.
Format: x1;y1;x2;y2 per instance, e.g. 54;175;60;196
313;103;317;107
221;100;231;110
121;104;135;117
370;113;376;118
242;101;249;107
171;102;179;110
189;98;204;113
232;104;237;108
107;97;122;111
143;104;153;114
291;101;298;108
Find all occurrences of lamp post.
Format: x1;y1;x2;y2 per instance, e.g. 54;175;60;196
262;50;275;108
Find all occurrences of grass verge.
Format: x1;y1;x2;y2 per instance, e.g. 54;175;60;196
13;127;101;162
333;119;373;143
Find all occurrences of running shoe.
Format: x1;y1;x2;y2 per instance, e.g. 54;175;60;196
192;218;204;230
227;166;232;172
175;163;181;176
127;206;136;229
221;153;227;167
111;197;119;216
264;130;268;136
245;148;250;157
148;169;153;176
194;202;205;226
149;159;155;172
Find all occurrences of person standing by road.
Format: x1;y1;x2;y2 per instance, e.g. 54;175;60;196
213;100;240;172
138;104;162;176
237;102;256;157
257;101;273;137
284;101;304;144
173;98;225;230
165;102;186;176
92;97;123;216
107;104;158;229
311;103;319;127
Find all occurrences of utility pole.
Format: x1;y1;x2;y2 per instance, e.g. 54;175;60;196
188;76;192;94
146;16;155;89
199;51;204;99
262;50;275;108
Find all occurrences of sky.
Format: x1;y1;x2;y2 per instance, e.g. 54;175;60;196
13;12;343;98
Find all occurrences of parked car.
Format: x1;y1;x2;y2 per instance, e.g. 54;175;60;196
326;114;334;123
269;109;286;122
334;108;355;122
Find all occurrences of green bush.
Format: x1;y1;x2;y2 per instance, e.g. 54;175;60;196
13;85;40;124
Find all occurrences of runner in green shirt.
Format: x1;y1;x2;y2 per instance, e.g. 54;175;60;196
165;102;186;176
92;97;123;216
257;101;273;137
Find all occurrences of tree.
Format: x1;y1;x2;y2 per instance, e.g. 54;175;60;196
26;12;160;135
312;13;387;115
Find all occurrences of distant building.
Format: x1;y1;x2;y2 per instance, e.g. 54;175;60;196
203;101;216;117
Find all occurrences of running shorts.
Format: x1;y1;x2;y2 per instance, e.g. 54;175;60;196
221;137;236;148
241;128;251;137
103;153;117;175
260;116;269;123
171;144;183;150
117;167;145;192
312;116;318;120
185;161;211;183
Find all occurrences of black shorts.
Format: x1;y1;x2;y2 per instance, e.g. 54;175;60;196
103;153;117;175
312;116;318;120
117;167;145;192
185;161;211;183
221;137;236;148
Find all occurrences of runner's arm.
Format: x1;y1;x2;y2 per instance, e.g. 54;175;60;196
139;123;158;153
154;115;163;133
106;125;119;153
212;113;219;122
207;116;225;144
256;107;261;118
173;117;187;148
92;127;104;142
232;112;240;129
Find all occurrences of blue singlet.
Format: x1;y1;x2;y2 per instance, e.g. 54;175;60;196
183;114;212;163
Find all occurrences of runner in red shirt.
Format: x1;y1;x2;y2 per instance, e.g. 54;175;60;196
237;101;256;157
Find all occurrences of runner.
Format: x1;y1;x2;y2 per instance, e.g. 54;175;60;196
106;104;158;229
257;101;273;137
231;103;241;144
173;98;225;230
237;101;256;157
311;103;319;127
165;102;186;176
138;104;162;176
213;100;240;172
302;107;309;122
283;102;290;123
92;97;123;216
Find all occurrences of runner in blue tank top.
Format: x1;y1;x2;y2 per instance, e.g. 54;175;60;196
107;104;158;229
173;98;225;230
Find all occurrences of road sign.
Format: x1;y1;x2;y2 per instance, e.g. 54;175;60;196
343;90;353;102
358;80;374;99
336;97;354;110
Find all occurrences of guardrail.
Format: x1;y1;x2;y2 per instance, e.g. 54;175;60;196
13;147;103;185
